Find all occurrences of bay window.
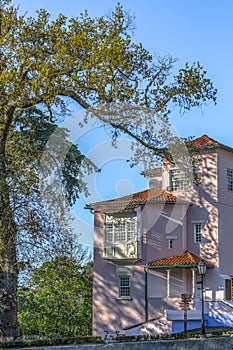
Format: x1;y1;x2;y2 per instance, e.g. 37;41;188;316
104;214;140;261
105;215;137;243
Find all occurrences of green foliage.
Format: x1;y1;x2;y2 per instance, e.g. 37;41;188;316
18;255;93;337
9;107;93;268
0;0;218;238
0;336;103;348
1;2;217;131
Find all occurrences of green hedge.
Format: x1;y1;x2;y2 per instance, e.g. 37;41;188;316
0;336;103;348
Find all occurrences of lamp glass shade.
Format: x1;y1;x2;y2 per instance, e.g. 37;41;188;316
198;260;207;275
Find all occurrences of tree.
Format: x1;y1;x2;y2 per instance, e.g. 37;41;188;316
11;107;94;268
18;253;93;337
0;104;93;338
0;0;217;338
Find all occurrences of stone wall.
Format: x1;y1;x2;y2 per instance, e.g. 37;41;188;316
11;337;233;350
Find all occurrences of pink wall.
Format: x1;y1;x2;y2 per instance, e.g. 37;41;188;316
218;149;233;275
92;147;233;336
93;212;146;336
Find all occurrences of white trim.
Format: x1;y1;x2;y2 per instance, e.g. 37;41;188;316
170;169;192;191
193;223;202;243
166;235;177;240
104;215;137;243
191;269;196;297
118;275;131;298
191;220;205;224
167;269;171;297
116;266;133;276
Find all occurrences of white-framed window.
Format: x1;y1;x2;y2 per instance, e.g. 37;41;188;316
119;275;131;298
105;222;113;242
170;169;192;191
168;239;174;249
194;223;202;243
227;169;233;191
104;215;137;243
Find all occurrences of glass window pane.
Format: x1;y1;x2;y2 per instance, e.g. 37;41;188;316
127;220;135;240
227;169;233;191
115;221;126;241
194;223;202;243
119;276;130;297
105;222;113;242
170;169;191;191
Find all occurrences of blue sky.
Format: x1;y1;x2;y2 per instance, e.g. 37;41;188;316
13;0;233;143
12;0;233;248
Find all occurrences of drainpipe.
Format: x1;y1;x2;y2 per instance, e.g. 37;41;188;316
144;268;148;321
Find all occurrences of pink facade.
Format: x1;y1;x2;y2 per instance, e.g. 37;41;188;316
87;135;233;336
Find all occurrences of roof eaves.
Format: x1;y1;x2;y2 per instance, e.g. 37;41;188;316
145;263;214;269
141;167;162;177
145;200;190;205
188;144;233;154
85;199;190;210
145;263;198;269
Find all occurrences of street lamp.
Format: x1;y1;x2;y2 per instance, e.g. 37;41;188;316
198;260;207;336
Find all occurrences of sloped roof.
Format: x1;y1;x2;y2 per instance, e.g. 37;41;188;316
85;186;189;213
186;134;233;153
145;250;214;269
141;167;162;177
142;135;233;178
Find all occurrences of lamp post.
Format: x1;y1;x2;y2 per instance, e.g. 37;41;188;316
198;260;207;336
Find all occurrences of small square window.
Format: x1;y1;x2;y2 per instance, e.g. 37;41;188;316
227;169;233;191
119;276;130;298
170;169;192;191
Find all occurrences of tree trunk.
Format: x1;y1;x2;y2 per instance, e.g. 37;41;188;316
0;271;18;339
0;141;19;339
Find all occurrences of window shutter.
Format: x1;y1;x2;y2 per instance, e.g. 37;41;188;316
225;279;232;300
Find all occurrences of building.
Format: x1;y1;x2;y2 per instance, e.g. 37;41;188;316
86;135;233;336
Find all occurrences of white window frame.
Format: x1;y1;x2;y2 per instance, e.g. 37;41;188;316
104;215;137;243
119;275;131;298
227;169;233;192
170;169;192;191
194;223;202;243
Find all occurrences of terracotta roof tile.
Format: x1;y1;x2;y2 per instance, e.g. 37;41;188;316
187;135;233;153
85;186;189;213
146;250;214;268
142;135;233;177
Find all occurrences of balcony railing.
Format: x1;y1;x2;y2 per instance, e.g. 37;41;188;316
103;240;141;262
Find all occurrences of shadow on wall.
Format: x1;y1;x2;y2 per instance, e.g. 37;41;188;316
93;248;146;337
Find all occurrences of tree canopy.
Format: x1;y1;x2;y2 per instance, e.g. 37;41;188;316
18;254;92;337
0;0;217;339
